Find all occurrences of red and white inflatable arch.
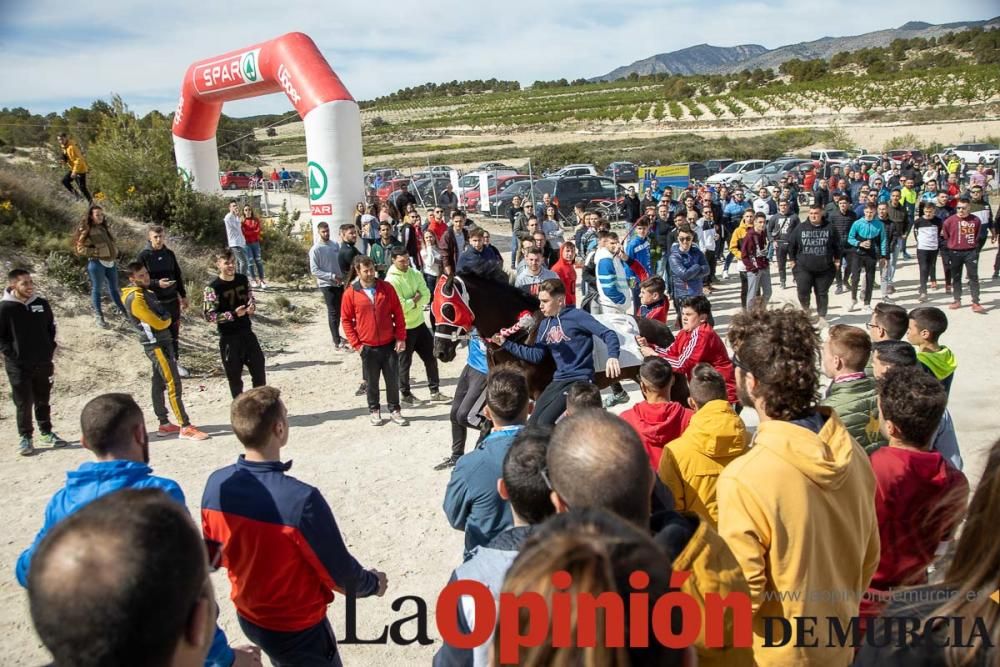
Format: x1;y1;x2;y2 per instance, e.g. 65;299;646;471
172;32;363;230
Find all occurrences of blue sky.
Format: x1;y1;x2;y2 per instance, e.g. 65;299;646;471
0;0;995;117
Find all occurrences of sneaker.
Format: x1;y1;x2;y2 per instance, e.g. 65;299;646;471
862;304;873;314
177;364;190;379
849;300;859;312
835;285;844;295
780;282;786;290
949;301;961;310
95;316;110;329
38;431;68;448
18;436;34;457
433;455;461;471
179;426;210;441
917;292;928;303
429;390;451;402
259;281;269;290
945;282;952;292
370;410;384;426
603;391;629;408
355;383;367;396
930;280;938;289
721;270;729;280
400;393;422;406
157;422;181;437
389;411;409;426
887;284;896;295
971;303;986;314
903;253;913;260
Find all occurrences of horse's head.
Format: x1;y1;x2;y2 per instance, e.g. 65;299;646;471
432;274;474;363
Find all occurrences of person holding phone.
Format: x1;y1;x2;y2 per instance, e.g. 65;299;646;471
137;225;189;377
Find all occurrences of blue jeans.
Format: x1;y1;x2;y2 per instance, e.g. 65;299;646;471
881;238;903;292
245;242;265;280
87;260;126;316
230;246;248;275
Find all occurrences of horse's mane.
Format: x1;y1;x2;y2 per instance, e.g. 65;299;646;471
454;271;540;313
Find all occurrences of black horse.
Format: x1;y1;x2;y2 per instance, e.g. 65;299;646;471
432;272;688;403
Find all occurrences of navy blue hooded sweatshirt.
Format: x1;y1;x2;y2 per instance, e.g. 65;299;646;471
501;306;620;381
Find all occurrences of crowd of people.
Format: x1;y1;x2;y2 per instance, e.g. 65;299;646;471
4;149;998;666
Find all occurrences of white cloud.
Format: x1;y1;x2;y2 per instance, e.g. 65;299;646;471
0;0;995;115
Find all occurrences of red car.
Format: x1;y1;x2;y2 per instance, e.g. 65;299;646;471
376;178;411;201
219;171;253;190
463;174;529;212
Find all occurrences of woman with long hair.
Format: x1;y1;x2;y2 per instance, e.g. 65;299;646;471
240;204;267;289
73;205;126;328
354;201;366;226
855;437;1000;666
541;204;564;252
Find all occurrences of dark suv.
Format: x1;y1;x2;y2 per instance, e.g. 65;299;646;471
603;161;638;182
705;159;734;176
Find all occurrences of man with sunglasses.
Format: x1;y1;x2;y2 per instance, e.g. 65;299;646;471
941;197;986;313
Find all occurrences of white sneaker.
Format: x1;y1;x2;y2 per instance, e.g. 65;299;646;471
849;300;859;312
722;270;729;280
369;410;383;426
389;411;409;426
862;304;873;314
177;364;190;378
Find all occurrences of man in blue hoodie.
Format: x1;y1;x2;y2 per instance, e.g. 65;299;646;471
443;366;529;560
491;279;621;426
15;393;257;667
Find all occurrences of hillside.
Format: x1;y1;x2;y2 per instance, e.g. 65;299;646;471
593;15;1000;81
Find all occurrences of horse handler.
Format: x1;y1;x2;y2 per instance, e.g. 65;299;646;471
490;278;620;426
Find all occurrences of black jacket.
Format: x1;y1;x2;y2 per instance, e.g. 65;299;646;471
623;195;641;222
788;220;842;273
136;242;185;303
827;209;856;250
0;290;56;366
338;241;362;277
767;213;800;244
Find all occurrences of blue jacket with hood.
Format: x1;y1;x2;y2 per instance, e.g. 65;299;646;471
15;460;235;667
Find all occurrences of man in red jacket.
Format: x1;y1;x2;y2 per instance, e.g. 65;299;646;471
340;255;408;426
638;295;738;406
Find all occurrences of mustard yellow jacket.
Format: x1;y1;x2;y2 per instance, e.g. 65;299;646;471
64;140;88;175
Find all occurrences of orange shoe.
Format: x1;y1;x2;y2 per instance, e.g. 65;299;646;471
971;303;987;314
157;423;181;437
179;425;210;441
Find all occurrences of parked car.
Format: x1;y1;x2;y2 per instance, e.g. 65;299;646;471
407;177;451;207
429;165;454;175
376;178;411;200
489;176;624;221
456;169;519;199
603;161;638;182
856;154;883;169
365;167;402;187
943;143;999;165
747;158;812;190
490;179;537;218
705;159;768;185
886;149;925;165
668;162;710;183
475;162;515;172
285;170;305;187
809;149;852;164
705;159;735;176
464;174;529;212
219;171;253;190
545;164;599;178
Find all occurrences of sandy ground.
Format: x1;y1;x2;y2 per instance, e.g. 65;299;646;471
1;228;999;665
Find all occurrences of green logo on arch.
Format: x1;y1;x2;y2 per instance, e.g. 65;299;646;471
308;161;328;201
240;51;259;82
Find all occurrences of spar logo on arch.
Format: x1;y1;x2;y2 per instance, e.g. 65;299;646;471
308;161;328;200
195;48;262;93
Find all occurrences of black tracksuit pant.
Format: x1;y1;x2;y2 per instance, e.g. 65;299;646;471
774;243;791;286
450;365;488;458
528;378;577;427
6;361;53;438
398;324;439;396
319;285;344;346
220;331;266;398
164;298;181;358
61;172;92;202
948;248;981;304
794;268;835;318
850;252;878;305
362;342;400;413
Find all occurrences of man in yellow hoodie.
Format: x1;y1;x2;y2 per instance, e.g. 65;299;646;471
57;133;91;203
549;410;753;667
122;262;208;441
660;362;748;528
718;305;880;667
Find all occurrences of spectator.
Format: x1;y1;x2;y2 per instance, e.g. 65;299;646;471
625;219;653;306
740;212;771;309
278;166;291;189
695;206;721;291
547;410;752;666
727;209;754;307
137;225;189;375
203;387;386;666
623;185;641;222
860;366;968;626
385;247;447;406
438;328;489;471
766;198;800;289
718;306;880;667
27;489;255;667
855;438;998;666
913;202;942;300
787;203;841;320
639;295;738;406
368;221;400;278
433;426;554;667
223;201;249;275
550;241;578;307
564;381;603;416
540;204;563;250
439;210;470;275
619;356;693;471
202;249;266;398
456;228;504;281
659;363;748;527
73;204;127;329
821;324;881;452
866;302;908;343
0;269;64;456
438;182;458;212
443;366;529;560
17;393;250;667
269;168;279;187
513;247;558;296
847;203;888;314
240;204;267;289
637;275;668;323
309;222;347;350
56;132;91;202
496;508;694;667
420;229;443;315
122;262;208;441
827;196;856;295
493;279;620;426
907;306;957;394
426;207;448;242
595;231;632;314
337;223;362;280
341;255;408;426
942;198;986;313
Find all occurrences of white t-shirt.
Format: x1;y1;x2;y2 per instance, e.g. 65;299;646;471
224;212;246;247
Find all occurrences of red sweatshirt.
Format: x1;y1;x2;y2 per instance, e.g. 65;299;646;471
340;280;406;349
241;217;262;244
654;323;737;403
551;258;577;305
860;446;968;620
619;401;693;470
940;213;981;251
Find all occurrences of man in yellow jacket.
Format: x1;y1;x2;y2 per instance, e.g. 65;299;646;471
659;362;748;527
718;306;880;667
122;262;208;441
57;133;92;203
